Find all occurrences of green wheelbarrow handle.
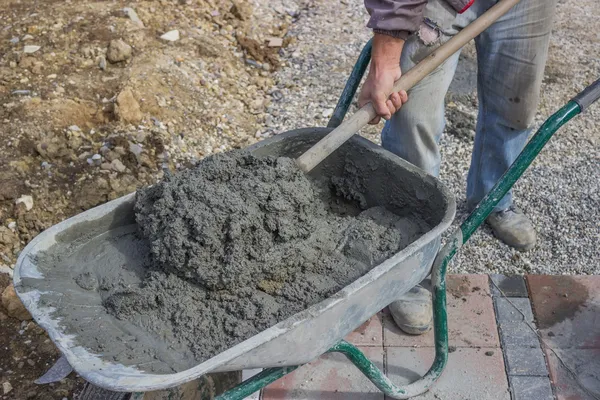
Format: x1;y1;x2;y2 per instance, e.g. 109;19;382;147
214;74;599;399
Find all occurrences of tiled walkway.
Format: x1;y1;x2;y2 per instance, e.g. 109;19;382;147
243;274;600;400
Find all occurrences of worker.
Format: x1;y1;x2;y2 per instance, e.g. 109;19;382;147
359;0;557;334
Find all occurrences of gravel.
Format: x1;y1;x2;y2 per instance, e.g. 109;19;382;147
261;0;600;275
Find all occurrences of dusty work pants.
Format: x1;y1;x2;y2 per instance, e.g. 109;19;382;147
381;0;558;212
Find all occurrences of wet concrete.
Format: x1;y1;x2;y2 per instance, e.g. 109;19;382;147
24;149;433;374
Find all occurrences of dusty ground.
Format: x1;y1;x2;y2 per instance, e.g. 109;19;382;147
0;0;598;398
0;0;293;397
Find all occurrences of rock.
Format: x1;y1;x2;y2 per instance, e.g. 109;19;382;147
0;226;18;246
135;131;148;142
230;1;251;21
113;146;127;156
31;62;43;74
2;381;12;395
22;34;34;41
23;45;41;54
156;96;167;107
138;153;153;167
80;45;95;58
7;221;16;230
10;37;19;44
15;195;34;211
106;39;132;63
0;266;14;277
123;7;144;28
101;162;112;170
196;35;223;58
68;125;81;131
267;37;283;47
104;150;118;161
129;142;143;157
160;30;180;42
90;154;102;166
0;180;22;201
115;88;143;123
2;284;32;321
98;56;107;70
19;56;36;69
111;159;126;172
322;108;333;118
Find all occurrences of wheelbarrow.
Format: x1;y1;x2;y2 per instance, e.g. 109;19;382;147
13;2;600;400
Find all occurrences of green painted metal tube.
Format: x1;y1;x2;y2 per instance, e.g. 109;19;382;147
327;39;372;129
459;101;581;243
214;366;299;400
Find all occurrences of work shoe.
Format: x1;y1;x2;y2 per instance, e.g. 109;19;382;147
487;206;536;251
389;285;432;335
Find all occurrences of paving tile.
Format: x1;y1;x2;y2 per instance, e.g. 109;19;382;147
498;321;542;348
383;275;499;348
385;347;510;399
527;275;600;349
504;346;548;376
494;297;535;323
262;346;384;400
345;313;383;346
509;376;554;400
545;347;600;400
490;274;529;297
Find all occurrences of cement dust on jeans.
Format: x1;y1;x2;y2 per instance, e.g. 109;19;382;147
35;151;430;373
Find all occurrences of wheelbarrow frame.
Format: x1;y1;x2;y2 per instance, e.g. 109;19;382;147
210;42;600;399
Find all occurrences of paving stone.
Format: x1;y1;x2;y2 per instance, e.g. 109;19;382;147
498;321;542;348
504;346;548;376
509;376;554;400
527;275;600;349
490;274;529;297
385;347;510;399
262;346;384;399
494;297;535;323
384;275;499;348
545;347;600;400
345;313;383;346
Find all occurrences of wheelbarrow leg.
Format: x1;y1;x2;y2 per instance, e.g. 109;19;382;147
325;230;459;399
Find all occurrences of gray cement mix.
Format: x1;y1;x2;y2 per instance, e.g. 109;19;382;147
25;151;430;374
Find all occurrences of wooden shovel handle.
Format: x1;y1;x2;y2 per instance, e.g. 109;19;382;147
296;0;521;173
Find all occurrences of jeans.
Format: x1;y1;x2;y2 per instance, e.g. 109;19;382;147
381;0;557;212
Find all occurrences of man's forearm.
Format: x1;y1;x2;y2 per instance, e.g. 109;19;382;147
371;33;405;72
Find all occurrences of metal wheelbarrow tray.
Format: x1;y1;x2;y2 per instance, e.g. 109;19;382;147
13;128;456;392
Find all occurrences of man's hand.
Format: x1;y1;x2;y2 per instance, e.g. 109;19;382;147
358;33;408;125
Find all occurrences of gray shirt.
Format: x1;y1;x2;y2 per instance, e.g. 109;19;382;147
364;0;474;39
